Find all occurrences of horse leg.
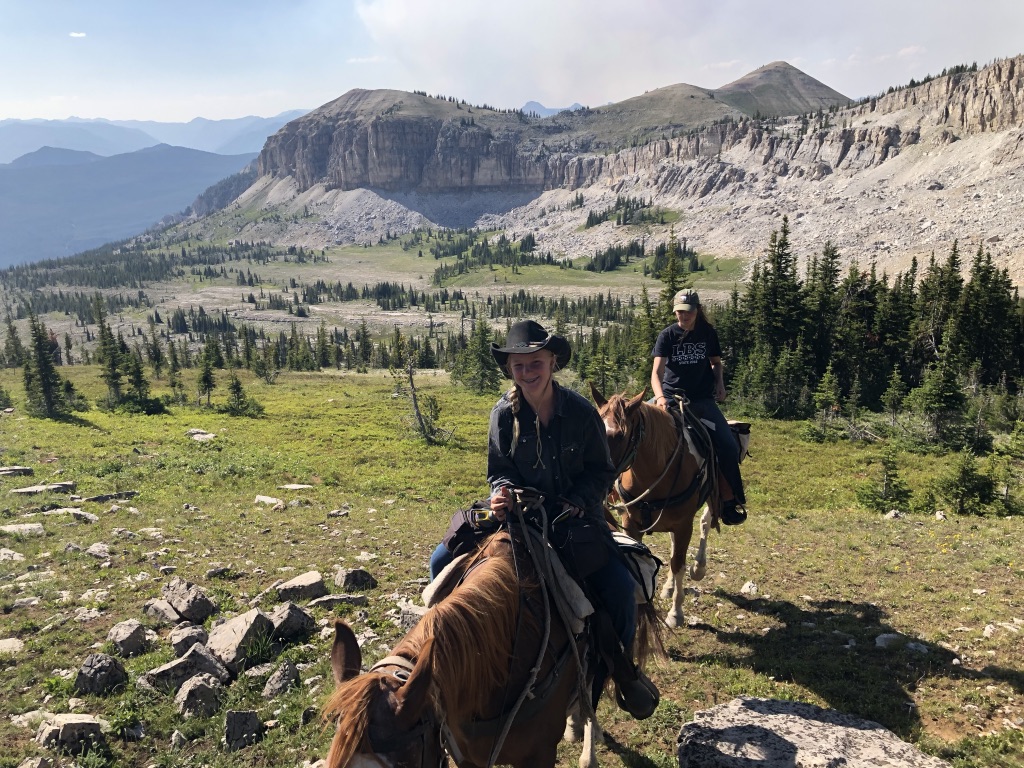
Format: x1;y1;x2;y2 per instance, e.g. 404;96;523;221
578;714;601;768
687;505;712;582
662;528;687;628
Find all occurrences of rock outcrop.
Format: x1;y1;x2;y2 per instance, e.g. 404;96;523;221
240;54;1024;284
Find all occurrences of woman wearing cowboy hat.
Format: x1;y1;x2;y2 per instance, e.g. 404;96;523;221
429;319;659;719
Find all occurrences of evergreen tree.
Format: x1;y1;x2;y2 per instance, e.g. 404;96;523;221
147;324;164;379
451;320;501;394
94;298;123;408
3;313;26;368
935;450;994;515
221;373;264;417
22;310;68;419
197;355;216;406
881;364;907;427
856;446;912;513
657;227;685;323
749;216;803;355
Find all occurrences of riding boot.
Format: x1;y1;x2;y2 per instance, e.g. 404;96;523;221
612;660;660;720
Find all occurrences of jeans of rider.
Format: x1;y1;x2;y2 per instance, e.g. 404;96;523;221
429;542;454;580
588;553;637;652
687;397;746;505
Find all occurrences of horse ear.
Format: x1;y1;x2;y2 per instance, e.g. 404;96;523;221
331;620;362;683
395;638;434;729
590;381;607;407
627;389;647;409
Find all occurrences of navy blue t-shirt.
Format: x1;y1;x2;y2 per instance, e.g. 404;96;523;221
652;322;721;400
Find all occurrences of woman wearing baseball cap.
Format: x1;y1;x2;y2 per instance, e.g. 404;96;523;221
651;290;747;525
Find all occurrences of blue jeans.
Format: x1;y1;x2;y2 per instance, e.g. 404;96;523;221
588;551;637;652
687;398;745;504
429;542;453;580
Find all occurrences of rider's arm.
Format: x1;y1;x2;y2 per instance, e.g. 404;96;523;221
710;355;726;402
651;356;670;409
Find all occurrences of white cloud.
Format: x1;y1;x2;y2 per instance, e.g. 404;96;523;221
347;55;386;65
69;32;87;38
898;45;926;58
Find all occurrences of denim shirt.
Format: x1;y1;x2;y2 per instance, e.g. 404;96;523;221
487;383;615;522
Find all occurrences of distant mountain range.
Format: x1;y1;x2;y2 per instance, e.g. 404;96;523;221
0;111;307;164
521;101;584;117
0;145;256;267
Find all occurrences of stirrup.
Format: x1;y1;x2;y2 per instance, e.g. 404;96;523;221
614;670;659;719
721;501;747;526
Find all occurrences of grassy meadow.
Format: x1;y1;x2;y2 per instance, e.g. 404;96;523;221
1;366;1022;768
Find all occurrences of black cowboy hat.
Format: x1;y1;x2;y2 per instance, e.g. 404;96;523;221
491;320;572;373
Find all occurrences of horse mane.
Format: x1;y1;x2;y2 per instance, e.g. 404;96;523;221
420;532;529;716
323;672;377;768
322;534;527;766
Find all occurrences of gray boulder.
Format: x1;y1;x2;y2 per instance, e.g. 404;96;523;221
276;571;327;602
269;602;315;641
262;660;300;699
174;672;224;718
162;576;217;623
206;608;275;674
334;567;378;590
139;643;230;693
677;697;952;768
74;653;127;695
169;623;209;657
107;619;148;657
142;598;181;625
35;713;105;755
223;710;264;751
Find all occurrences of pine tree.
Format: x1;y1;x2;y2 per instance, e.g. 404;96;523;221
197;355;216;406
22;310;69;419
3;313;26;368
451;320;501;394
856;446;912;513
657;227;685;323
94;298;123;408
881;365;907;427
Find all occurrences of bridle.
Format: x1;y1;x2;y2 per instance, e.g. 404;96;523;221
362;656;450;768
611;405;646;475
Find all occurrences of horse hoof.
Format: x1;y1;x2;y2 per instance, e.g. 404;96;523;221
665;611;683;628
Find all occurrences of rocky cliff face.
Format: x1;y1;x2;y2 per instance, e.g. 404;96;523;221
242;56;1024;285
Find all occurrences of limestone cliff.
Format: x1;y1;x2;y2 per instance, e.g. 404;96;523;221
236;55;1024;285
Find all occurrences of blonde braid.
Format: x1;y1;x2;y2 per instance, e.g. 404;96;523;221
508;383;520;458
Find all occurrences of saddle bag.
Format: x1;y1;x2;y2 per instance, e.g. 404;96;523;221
728;420;752;463
611;532;662;603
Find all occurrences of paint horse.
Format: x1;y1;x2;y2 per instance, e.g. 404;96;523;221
323;513;657;768
592;387;715;628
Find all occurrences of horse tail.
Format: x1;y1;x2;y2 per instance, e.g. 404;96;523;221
634;599;666;670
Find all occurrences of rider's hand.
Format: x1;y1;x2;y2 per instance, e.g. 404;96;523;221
656;394;670;410
715;383;727;403
561;502;584;518
489;487;511;521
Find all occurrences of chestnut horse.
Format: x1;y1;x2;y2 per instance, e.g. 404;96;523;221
592;388;715;628
323;525;635;768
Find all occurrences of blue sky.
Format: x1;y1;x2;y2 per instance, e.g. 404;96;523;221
2;0;1022;122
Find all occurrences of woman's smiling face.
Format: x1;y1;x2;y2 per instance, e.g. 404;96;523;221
508;349;556;395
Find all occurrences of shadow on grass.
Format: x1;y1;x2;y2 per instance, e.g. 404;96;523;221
676;590;1023;740
600;731;667;768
